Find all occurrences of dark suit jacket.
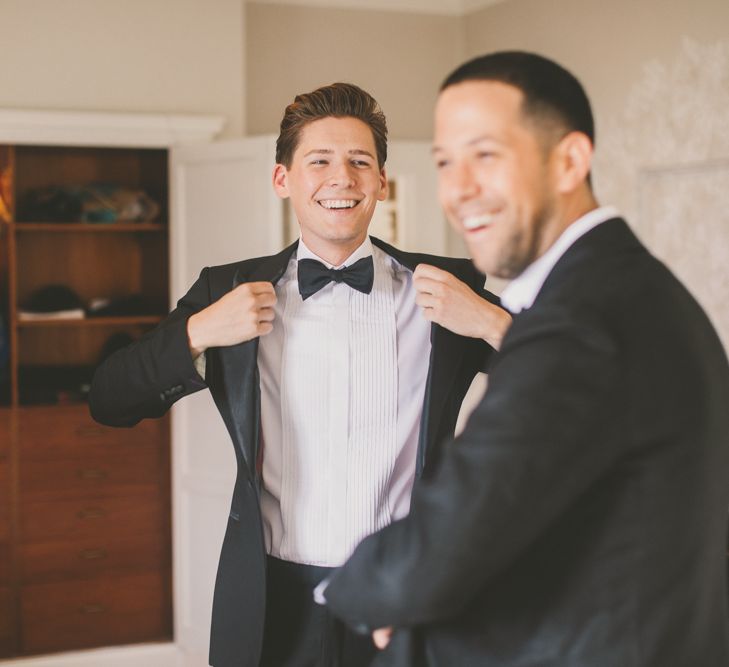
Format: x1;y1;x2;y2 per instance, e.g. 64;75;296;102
324;219;729;666
88;237;499;667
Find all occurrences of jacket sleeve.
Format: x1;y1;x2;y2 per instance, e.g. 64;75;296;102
88;267;212;427
325;308;622;630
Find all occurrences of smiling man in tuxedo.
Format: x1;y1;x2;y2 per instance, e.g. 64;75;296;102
322;53;729;666
89;82;510;667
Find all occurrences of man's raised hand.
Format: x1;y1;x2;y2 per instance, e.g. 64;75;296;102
187;282;277;359
413;264;511;349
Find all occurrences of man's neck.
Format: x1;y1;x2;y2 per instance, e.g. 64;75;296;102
300;234;369;267
538;191;599;259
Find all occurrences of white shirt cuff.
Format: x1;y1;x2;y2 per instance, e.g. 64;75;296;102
313;576;330;605
193;352;206;380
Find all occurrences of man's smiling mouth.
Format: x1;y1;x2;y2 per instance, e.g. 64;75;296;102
318;199;360;210
463;213;495;231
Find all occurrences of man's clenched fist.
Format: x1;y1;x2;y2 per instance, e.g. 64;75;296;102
187;282;277;359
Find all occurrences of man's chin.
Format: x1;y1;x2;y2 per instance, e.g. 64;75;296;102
322;225;369;243
471;253;518;280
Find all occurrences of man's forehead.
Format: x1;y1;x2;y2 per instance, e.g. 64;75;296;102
295;117;377;155
436;81;523;124
434;81;528;141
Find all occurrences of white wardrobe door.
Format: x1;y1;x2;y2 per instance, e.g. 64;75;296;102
169;135;283;666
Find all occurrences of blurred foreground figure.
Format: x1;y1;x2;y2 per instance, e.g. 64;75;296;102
324;51;729;667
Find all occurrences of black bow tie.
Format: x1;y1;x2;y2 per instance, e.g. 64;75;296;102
297;255;374;301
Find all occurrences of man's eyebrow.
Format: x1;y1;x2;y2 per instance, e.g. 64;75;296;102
432;135;501;154
348;149;375;159
303;149;334;157
302;148;375;158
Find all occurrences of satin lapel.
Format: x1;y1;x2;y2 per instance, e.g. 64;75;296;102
216;241;298;478
371;237;468;474
416;323;466;475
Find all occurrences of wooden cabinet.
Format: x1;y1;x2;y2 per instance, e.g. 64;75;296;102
20;570;169;655
0;143;172;657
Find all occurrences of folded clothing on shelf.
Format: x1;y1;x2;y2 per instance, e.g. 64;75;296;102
17;183;160;223
18;365;93;405
18;284;85;321
86;293;161;317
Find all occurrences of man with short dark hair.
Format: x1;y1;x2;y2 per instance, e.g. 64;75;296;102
89;82;510;667
323;52;729;666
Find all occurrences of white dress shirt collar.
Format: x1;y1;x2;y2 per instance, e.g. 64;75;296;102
296;236;373;269
501;205;619;314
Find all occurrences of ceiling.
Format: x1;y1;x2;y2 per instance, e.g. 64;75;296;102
248;0;510;16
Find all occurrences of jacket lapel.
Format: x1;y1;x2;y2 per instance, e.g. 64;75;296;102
217;236;468;480
371;237;467;475
216;242;298;478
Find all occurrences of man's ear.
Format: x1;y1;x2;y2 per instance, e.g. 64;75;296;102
377;168;389;202
554;132;593;194
272;163;290;199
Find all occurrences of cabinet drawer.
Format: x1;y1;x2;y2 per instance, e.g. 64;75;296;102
18;405;167;460
20;531;167;584
20;444;164;500
0;585;14;657
20;494;163;543
21;570;171;654
0;542;10;585
0;408;11;456
0;458;9;542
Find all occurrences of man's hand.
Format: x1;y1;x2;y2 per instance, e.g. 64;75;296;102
372;626;393;649
187;282;276;359
414;264;511;349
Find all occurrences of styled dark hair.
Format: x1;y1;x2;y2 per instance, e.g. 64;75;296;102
441;51;594;147
275;82;388;169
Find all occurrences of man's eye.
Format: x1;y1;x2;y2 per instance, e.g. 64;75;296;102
435;159;450;170
477;152;495;160
352;160;370;167
310;159;328;166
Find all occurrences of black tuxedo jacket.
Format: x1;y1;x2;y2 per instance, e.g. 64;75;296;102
88;237;499;667
325;219;729;666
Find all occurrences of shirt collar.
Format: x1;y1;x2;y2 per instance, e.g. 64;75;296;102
500;205;619;314
296;236;373;269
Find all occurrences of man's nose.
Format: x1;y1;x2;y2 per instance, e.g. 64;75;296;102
451;162;480;201
327;162;356;188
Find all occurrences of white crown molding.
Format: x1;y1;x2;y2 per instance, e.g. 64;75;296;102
0;108;225;148
247;0;508;16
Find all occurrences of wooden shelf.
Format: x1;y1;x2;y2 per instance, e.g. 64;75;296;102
17;315;164;328
1;123;178;659
14;223;167;233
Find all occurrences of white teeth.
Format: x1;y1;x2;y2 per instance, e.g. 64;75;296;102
319;199;357;209
463;213;494;230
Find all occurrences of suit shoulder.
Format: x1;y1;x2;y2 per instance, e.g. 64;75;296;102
206;255;268;276
205;250;285;282
376;239;482;280
415;251;474;274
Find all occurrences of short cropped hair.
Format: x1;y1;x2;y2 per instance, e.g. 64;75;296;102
441;51;594;147
275;82;388;169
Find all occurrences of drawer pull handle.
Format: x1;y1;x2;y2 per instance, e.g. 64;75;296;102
75;426;106;438
77;468;108;480
79;548;107;560
77;508;106;520
79;604;106;615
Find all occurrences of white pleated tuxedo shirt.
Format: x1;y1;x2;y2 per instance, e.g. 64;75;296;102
257;237;431;566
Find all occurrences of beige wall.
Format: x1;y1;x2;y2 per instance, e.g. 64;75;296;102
463;0;729;153
0;0;246;137
245;2;463;139
463;0;729;347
